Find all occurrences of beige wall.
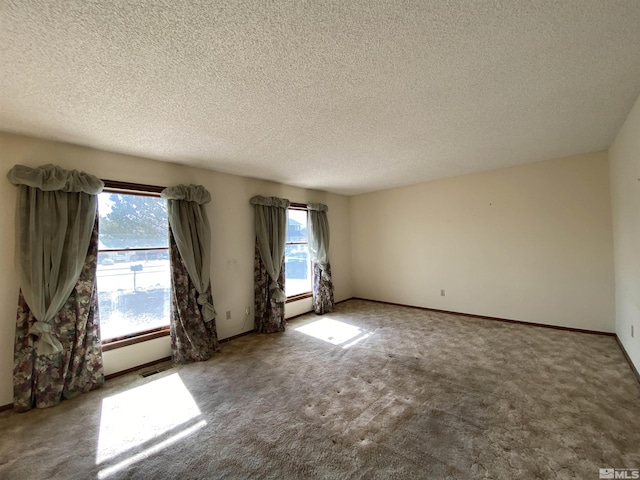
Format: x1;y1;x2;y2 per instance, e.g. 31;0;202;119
609;94;640;373
0;132;353;406
350;152;615;332
0;129;628;407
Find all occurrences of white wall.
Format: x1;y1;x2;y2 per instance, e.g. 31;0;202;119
609;94;640;373
350;152;615;332
0;132;353;405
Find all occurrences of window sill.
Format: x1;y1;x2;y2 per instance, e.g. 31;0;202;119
102;327;170;351
286;292;312;303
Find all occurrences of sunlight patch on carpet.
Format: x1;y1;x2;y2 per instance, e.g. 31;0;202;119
341;332;372;348
96;373;202;465
295;318;372;347
97;420;207;479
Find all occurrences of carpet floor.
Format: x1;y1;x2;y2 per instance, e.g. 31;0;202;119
0;299;638;479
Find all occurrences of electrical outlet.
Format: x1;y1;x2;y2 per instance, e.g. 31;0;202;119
226;310;231;320
245;306;250;316
440;289;445;297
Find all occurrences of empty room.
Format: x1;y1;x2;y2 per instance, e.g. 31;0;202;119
0;1;639;479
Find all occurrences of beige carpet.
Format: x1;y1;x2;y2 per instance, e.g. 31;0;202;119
0;299;638;479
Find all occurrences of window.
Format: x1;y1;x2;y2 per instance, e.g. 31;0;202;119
97;182;171;344
285;205;312;300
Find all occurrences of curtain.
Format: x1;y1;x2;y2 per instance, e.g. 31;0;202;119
161;184;219;362
308;203;334;314
8;164;104;411
250;195;290;333
168;228;220;363
254;244;286;333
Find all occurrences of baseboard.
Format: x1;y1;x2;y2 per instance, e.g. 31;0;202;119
4;297;636;410
2;358;176;409
352;297;615;336
615;335;640;385
103;299;360;380
219;329;256;343
335;297;353;305
286;297;355;322
286;311;313;322
350;297;640;384
104;328;260;380
105;356;172;380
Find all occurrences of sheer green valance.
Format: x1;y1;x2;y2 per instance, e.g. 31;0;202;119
307;203;328;213
161;184;216;322
7;164;103;355
250;196;290;209
8;164;104;194
161;184;211;205
250;195;289;302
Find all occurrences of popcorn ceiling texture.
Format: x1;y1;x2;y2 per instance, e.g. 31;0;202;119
1;1;640;195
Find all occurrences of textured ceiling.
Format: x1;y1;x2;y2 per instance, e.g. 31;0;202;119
1;1;640;195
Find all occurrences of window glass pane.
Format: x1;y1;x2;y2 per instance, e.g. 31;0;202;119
285;243;311;297
98;193;168;249
97;192;170;341
286;209;308;243
97;248;170;340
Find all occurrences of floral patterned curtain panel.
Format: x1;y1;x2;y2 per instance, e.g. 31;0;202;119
162;184;219;363
13;218;103;411
168;228;220;363
312;262;334;314
250;195;290;333
308;203;334;314
7;164;104;411
254;244;286;333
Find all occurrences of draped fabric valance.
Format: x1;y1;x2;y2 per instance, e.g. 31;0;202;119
161;184;211;204
7;164;103;355
250;196;290;303
307;203;329;213
161;184;216;322
8;164;104;194
250;195;291;209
